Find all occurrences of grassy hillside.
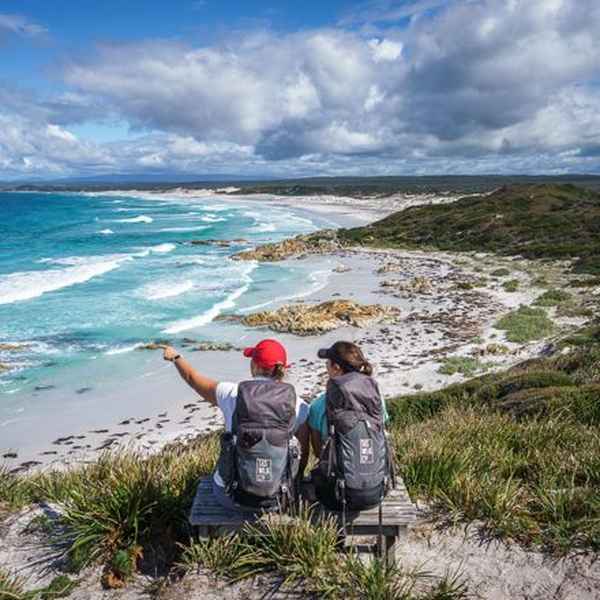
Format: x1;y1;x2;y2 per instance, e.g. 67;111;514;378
340;184;600;275
389;321;600;553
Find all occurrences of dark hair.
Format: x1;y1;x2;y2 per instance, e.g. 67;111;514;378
271;363;286;381
329;341;373;376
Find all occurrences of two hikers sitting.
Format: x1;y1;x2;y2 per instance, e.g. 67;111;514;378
163;338;393;515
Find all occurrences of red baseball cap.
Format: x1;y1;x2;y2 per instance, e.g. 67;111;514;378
243;339;289;369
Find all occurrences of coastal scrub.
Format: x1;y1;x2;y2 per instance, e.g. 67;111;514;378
494;305;555;343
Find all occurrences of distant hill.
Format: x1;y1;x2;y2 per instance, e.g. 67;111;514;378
340;184;600;275
7;174;600;195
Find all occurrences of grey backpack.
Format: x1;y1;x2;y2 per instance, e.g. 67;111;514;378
218;379;299;510
314;371;393;513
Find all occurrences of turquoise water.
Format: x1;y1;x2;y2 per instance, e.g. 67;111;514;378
0;191;333;403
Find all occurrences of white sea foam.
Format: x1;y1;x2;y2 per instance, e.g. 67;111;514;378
149;243;176;254
163;263;257;334
239;269;331;313
200;214;226;223
163;284;250;334
99;229;114;235
145;280;194;300
114;215;153;224
131;243;175;258
105;343;144;355
0;257;126;305
252;222;277;233
158;225;210;233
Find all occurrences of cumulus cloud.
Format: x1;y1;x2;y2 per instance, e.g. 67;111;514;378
3;0;600;177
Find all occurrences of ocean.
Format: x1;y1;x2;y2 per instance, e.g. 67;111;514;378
0;191;338;440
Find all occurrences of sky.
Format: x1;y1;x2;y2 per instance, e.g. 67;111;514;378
1;0;599;180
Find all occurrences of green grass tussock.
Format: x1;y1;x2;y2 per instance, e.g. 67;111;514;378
389;322;600;553
180;510;469;599
339;184;600;275
494;305;555;342
438;356;487;377
534;289;572;307
502;279;520;292
0;569;27;600
1;433;220;579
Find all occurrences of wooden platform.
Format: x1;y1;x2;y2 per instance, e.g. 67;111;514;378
189;477;417;565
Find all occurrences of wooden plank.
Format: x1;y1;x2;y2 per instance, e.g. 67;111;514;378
189;476;418;530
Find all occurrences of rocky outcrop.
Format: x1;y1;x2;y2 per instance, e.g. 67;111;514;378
380;276;434;294
225;299;399;336
232;230;342;262
136;342;169;351
0;343;31;352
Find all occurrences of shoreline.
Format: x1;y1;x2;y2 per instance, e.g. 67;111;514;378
1;188;594;473
2;247;589;473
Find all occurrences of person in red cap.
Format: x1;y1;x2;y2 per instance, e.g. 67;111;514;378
163;339;309;512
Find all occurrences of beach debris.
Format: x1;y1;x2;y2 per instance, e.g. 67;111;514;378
34;384;55;391
76;387;92;394
232;230;341;262
228;299;399;336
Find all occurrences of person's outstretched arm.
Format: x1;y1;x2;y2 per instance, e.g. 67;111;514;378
163;346;218;406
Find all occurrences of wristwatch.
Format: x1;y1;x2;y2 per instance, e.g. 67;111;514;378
172;354;181;362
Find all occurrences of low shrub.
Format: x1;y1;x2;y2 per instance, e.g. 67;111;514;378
534;289;572;306
502;279;520;292
438;356;486;377
475;370;574;402
494;305;555;342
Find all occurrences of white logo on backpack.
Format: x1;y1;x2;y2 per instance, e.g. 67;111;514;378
359;439;374;464
256;457;273;482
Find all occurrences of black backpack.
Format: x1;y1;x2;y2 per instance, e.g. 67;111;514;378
313;371;394;513
217;379;299;511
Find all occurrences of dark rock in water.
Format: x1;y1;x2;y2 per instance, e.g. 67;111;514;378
189;238;247;248
34;384;55;391
0;343;31;352
41;450;58;456
76;387;92;394
158;412;167;417
90;429;109;434
191;341;239;352
118;419;131;425
137;341;170;351
2;452;17;459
